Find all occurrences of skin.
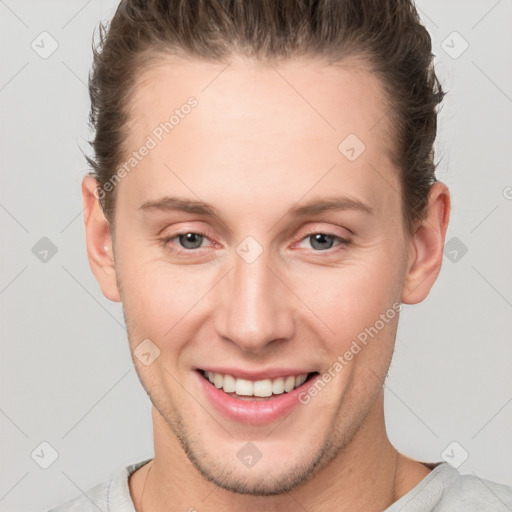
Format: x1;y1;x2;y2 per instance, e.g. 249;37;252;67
82;54;450;511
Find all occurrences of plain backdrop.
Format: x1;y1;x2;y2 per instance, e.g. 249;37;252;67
1;0;511;510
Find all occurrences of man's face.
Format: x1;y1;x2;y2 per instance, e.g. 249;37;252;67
111;55;412;494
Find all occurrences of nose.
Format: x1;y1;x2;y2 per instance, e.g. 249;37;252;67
214;246;295;353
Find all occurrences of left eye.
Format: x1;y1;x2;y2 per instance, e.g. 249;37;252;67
175;232;208;250
160;232;211;251
298;233;349;251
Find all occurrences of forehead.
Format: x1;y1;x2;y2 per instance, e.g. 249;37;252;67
120;54;399;219
128;54;392;145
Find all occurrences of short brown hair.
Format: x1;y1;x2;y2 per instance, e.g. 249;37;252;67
86;0;445;234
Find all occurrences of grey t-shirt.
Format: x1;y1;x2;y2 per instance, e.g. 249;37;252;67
47;459;512;511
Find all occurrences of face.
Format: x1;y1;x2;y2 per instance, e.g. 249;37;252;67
92;55;422;495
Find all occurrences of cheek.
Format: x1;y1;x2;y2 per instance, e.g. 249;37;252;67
300;258;401;322
291;247;404;365
116;248;212;342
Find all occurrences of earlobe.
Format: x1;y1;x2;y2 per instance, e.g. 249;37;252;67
401;182;451;304
82;175;121;302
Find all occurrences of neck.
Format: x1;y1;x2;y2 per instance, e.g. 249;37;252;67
133;395;429;512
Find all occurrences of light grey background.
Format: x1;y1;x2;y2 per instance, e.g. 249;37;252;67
1;1;511;510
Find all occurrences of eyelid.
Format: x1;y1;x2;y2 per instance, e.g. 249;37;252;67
292;230;351;251
159;228;217;253
293;222;352;242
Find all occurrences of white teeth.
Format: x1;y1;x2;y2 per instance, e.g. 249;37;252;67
284;376;296;392
223;374;236;393
213;373;223;389
295;374;307;387
204;371;310;397
272;377;285;395
235;378;253;396
253;379;273;397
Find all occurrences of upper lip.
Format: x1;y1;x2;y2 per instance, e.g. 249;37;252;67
197;367;316;381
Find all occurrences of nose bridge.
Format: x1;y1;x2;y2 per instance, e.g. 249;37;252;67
215;245;294;352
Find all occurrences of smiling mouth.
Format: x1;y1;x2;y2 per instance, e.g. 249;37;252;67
197;369;318;401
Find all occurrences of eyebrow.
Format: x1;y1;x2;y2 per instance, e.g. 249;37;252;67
140;197;217;216
291;196;373;216
139;194;372;217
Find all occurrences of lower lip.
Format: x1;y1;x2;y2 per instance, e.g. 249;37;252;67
196;371;318;425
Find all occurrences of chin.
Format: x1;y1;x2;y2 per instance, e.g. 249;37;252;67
189;456;324;496
170;416;342;497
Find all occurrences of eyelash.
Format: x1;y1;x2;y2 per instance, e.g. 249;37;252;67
295;232;351;252
159;231;212;254
159;230;351;255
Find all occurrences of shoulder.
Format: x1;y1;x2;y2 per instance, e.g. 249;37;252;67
435;470;512;511
46;458;152;512
387;462;512;512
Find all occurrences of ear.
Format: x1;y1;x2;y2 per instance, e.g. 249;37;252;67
402;181;451;304
82;175;121;302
